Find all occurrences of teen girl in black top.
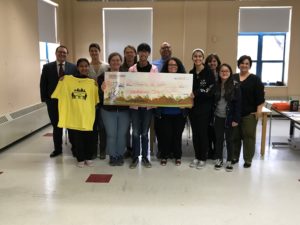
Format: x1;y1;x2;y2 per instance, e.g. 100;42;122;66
189;49;215;169
213;63;241;172
205;53;222;160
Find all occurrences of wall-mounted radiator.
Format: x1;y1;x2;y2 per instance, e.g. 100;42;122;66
0;103;50;149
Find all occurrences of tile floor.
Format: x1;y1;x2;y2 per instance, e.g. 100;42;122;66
1;118;300;225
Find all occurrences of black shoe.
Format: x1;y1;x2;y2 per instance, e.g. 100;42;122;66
243;162;251;168
116;156;124;166
214;159;223;170
142;157;152;168
109;156;117;166
50;150;62;158
225;161;233;172
129;157;139;169
231;159;239;165
99;152;106;160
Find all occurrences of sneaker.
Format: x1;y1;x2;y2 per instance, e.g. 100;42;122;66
175;159;181;166
109;156;117;166
196;161;206;169
116;156;124;166
99;153;106;160
160;159;167;166
214;159;223;170
243;162;251;168
225;161;233;172
189;159;199;168
85;160;94;167
129;157;139;169
142;157;152;168
77;161;85;168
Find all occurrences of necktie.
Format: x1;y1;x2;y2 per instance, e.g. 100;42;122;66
58;63;64;77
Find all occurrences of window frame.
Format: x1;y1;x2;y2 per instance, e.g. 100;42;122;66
238;32;286;86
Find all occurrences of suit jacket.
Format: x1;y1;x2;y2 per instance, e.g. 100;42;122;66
40;61;77;102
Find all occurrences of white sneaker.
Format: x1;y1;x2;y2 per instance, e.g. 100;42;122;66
77;161;85;168
225;161;233;172
196;161;206;169
85;160;94;167
189;159;199;168
214;159;223;170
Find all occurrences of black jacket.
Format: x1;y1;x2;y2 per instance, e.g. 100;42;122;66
40;61;77;102
213;78;241;128
190;66;215;114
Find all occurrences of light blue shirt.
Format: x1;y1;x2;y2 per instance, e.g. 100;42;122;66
152;58;166;72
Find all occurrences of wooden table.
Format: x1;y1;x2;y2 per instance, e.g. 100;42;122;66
260;106;271;156
266;101;300;148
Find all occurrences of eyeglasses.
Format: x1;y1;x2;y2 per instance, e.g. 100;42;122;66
161;46;171;50
220;70;230;73
168;64;178;67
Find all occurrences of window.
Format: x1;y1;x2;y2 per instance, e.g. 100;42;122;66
103;8;153;62
238;7;291;86
37;0;59;72
39;42;59;72
237;33;286;85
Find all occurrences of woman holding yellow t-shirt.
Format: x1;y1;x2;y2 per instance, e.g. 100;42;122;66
74;58;99;167
52;58;99;167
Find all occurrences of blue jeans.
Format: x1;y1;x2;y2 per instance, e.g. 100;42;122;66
101;109;130;158
130;108;153;158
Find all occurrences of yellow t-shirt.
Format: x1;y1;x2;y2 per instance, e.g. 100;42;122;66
51;75;99;131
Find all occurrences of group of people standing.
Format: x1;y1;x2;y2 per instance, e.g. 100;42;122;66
40;41;265;171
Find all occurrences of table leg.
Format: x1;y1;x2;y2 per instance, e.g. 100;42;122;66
261;112;268;156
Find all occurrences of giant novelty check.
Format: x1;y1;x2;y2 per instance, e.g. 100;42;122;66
104;72;193;107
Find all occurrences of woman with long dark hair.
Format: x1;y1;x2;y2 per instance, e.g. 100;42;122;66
213;63;241;172
155;57;188;166
205;53;222;159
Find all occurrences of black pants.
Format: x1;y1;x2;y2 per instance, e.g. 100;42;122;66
189;110;210;161
68;129;76;156
46;100;75;153
214;116;233;162
208;125;216;159
46;100;63;152
74;130;97;162
96;107;106;156
155;114;186;159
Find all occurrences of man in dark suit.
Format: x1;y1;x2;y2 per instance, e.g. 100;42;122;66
40;45;77;158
